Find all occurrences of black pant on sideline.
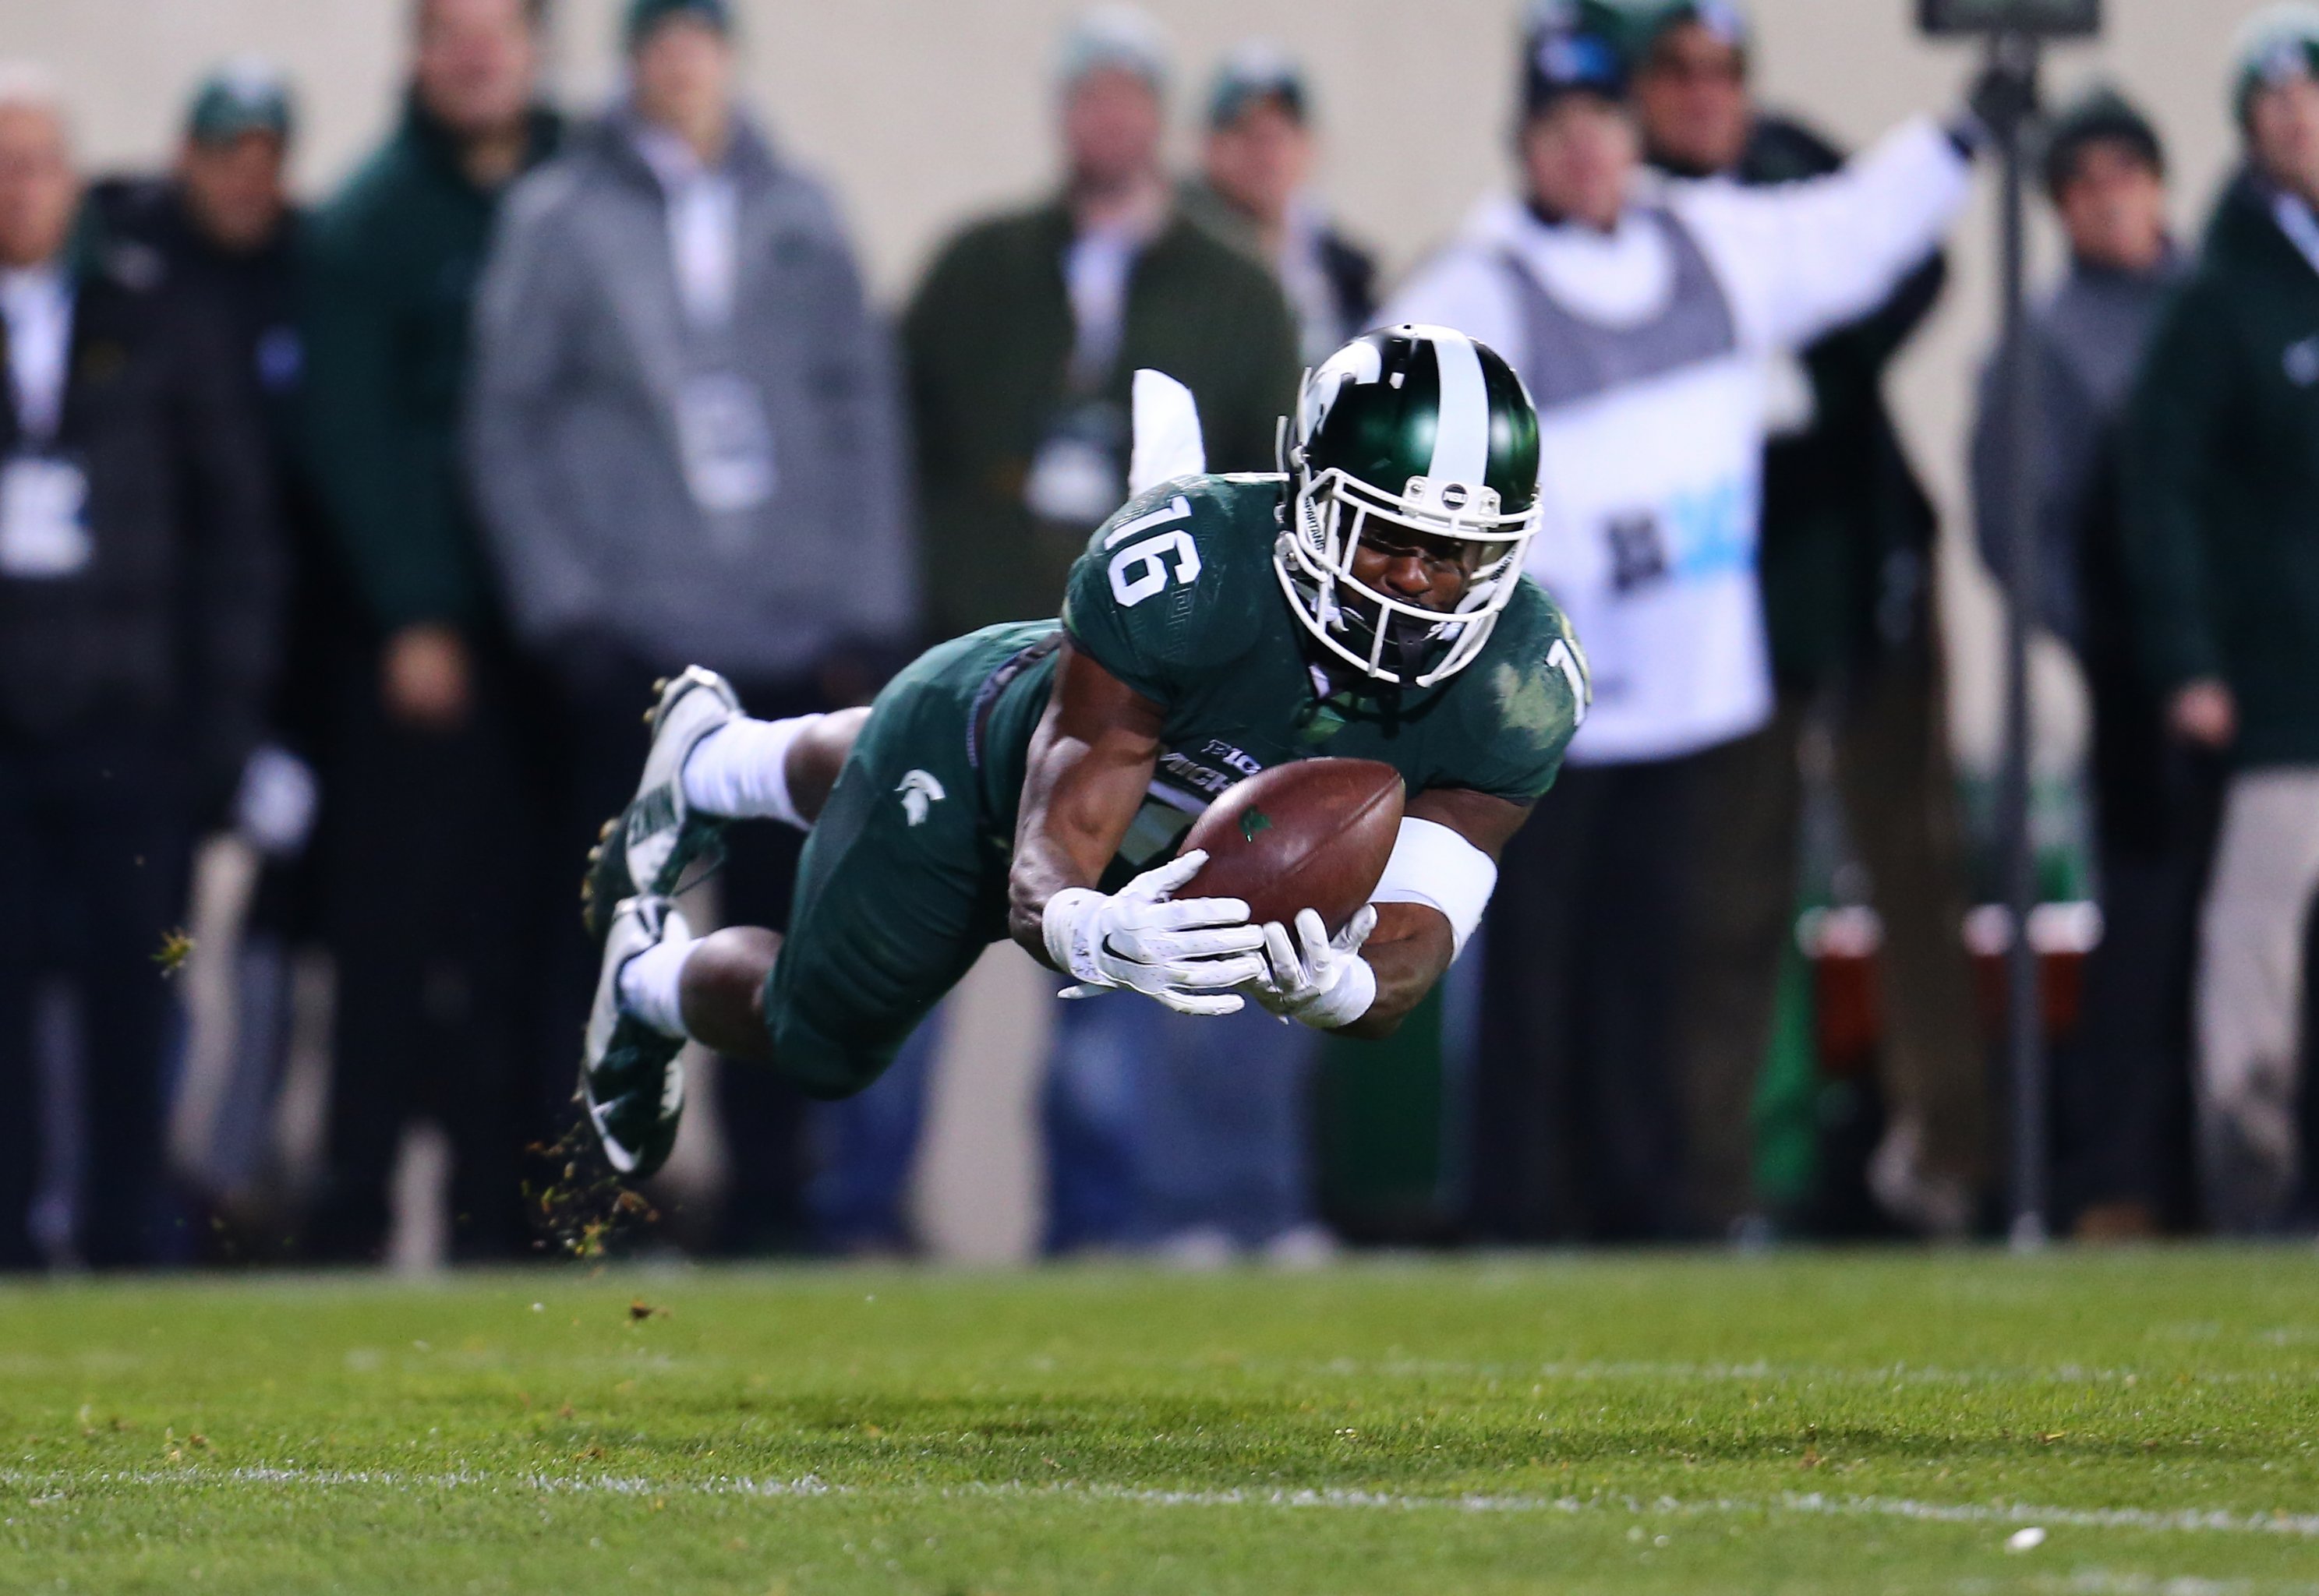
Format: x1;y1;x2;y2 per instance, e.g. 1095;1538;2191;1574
0;723;188;1268
309;652;541;1262
548;660;815;1255
1469;754;1709;1243
2054;673;2226;1230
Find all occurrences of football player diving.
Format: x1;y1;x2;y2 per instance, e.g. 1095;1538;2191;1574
579;324;1590;1178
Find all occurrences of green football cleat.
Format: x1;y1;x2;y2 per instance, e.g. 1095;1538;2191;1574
582;895;690;1178
582;666;742;946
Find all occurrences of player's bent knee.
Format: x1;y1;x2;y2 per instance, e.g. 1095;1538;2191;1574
677;927;783;1062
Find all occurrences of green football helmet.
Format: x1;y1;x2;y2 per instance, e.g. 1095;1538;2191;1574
1276;326;1544;687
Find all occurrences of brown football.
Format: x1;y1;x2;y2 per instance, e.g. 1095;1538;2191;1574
1176;758;1405;936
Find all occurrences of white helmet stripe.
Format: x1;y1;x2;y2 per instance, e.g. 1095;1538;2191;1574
1426;327;1490;489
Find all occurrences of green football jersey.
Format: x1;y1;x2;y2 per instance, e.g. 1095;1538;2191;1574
974;474;1589;885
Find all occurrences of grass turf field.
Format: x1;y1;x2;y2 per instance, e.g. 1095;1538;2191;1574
3;1252;2319;1593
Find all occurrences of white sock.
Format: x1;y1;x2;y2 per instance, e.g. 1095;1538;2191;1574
618;928;696;1040
680;715;824;831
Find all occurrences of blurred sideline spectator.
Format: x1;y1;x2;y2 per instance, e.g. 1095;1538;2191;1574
901;5;1301;1252
1035;367;1331;1266
1629;0;1985;1241
0;66;281;1266
1387;1;1973;1241
1056;991;1331;1262
299;0;560;1262
2123;4;2319;1234
802;1029;934;1255
469;0;912;1254
91;62;349;1230
903;3;1299;644
1046;37;1367;1264
1179;42;1380;365
1971;87;2196;1239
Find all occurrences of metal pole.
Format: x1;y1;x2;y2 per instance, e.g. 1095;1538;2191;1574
1994;31;2049;1251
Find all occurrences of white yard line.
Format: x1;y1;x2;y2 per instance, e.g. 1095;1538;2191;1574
1296;1357;2319;1389
954;1483;2319;1540
1775;1492;2319;1540
1;1466;835;1500
7;1466;2319;1541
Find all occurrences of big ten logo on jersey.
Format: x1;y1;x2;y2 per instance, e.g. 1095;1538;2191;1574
1155;742;1257;800
1603;478;1749;598
1203;740;1264;779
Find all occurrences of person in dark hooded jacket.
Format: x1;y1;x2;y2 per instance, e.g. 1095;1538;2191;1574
2122;4;2319;1234
0;69;280;1267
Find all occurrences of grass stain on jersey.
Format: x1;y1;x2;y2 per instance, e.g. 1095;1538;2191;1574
1294;695;1352;745
1489;659;1569;752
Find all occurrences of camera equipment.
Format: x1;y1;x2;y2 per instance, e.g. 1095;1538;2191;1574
1918;0;2099;38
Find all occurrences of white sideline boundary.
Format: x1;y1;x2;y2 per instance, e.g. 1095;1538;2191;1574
1295;1356;2309;1389
8;1466;2319;1541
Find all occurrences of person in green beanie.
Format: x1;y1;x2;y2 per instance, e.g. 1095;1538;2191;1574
2122;0;2319;1234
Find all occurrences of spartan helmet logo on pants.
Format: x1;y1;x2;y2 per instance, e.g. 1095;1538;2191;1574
896;769;946;827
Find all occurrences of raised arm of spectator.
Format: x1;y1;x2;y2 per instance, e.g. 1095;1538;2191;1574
1678;118;1973;356
464;175;611;651
171;290;286;824
299;207;478;635
1812;250;1946;412
2118;277;2230;720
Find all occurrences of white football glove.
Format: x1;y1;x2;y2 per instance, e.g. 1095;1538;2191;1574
1249;906;1380;1031
1042;851;1268;1017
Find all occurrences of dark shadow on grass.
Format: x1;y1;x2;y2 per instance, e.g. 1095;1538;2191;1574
538;1389;2265;1487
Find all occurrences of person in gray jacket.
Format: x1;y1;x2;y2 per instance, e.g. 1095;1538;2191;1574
468;0;912;1251
1968;87;2196;1238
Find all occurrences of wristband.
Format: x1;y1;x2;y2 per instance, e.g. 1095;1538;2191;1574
1371;818;1497;960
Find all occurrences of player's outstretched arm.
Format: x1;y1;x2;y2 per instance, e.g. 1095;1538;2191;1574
1009;644;1167;941
1010;643;1267;1014
1330;787;1530;1042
